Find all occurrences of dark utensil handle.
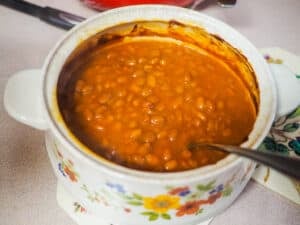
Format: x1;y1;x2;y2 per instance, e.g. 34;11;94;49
40;7;85;30
0;0;86;30
212;144;300;180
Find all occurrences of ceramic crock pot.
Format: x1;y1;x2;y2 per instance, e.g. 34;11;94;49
4;5;300;225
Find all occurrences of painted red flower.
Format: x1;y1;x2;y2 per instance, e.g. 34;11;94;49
176;200;201;217
57;150;63;158
207;192;222;204
64;166;78;182
169;186;190;196
124;208;131;213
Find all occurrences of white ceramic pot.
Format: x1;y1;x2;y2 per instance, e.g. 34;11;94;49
4;5;300;225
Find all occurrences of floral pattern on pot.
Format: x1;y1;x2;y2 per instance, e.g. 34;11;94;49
54;146;79;183
74;202;87;213
260;56;300;157
84;179;234;221
51;138;249;222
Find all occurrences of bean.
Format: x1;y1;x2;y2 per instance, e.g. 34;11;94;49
157;131;167;139
117;76;127;83
164;160;178;171
147;75;156;87
207;121;215;132
81;85;93;95
138;143;151;155
130;129;142;139
222;128;232;137
95;75;103;83
156;103;165;112
181;149;192;159
168;129;178;142
116;89;127;97
150;50;160;57
106;52;116;59
175;86;184;94
128;121;138;128
141;88;152;97
184;73;192;83
159;59;167;66
175;111;183;123
135;77;146;86
172;97;183;109
98;93;111;104
185;93;192;102
150;115;165;126
150;58;159;65
132;70;145;78
104;81;111;89
114;122;122;131
106;115;114;123
144;65;153;71
153;71;164;77
187;159;197;168
206;100;214;112
162;149;172;161
145;154;159;166
126;94;134;102
217;101;224;109
147;96;159;104
191;82;197;88
196;97;205;110
196;112;206;121
75;80;85;92
96;84;103;92
130;84;141;93
94;123;104;131
126;58;136;66
75;104;84;113
138;57;146;64
193;119;201;127
132;155;145;165
83;109;93;121
114;100;124;108
142;131;156;143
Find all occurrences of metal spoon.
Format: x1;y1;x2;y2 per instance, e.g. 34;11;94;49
188;143;300;180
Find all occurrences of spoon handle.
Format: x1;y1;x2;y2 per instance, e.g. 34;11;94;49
206;144;300;180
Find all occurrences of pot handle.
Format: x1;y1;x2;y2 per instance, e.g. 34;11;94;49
4;69;48;130
269;64;300;118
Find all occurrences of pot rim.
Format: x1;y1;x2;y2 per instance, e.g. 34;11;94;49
42;4;276;184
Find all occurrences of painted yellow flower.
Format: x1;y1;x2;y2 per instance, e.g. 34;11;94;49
143;195;180;213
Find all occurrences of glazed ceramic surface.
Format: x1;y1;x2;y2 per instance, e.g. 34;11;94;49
4;5;300;225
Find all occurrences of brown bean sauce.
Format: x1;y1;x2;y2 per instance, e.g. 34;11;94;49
57;21;258;172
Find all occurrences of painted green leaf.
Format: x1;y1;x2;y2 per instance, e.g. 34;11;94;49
187;192;204;201
275;143;289;155
149;213;159;221
122;195;134;200
283;123;299;132
287;107;300;119
262;136;276;151
127;201;143;206
196;208;203;215
197;180;215;191
165;185;175;190
161;213;171;220
141;211;159;221
133;193;143;200
222;186;233;197
288;138;300;156
141;211;156;216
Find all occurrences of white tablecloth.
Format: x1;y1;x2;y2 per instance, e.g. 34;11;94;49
1;0;299;224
